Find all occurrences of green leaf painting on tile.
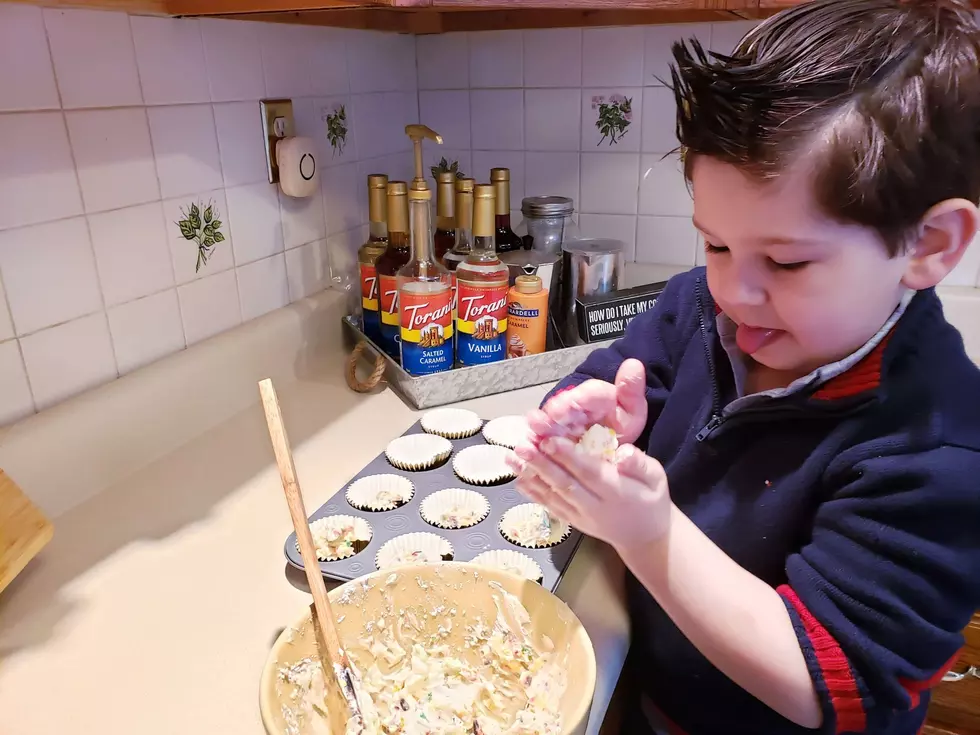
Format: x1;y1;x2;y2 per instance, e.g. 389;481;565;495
324;104;348;155
593;94;633;146
176;199;225;273
430;157;465;180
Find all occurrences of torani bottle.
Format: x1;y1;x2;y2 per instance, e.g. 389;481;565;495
356;173;388;346
374;181;410;360
433;171;456;263
455;184;509;366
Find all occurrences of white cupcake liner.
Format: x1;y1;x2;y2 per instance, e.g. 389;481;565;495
302;515;373;561
470;550;544;583
345;474;415;511
375;532;454;570
482;415;532;449
420;408;483;439
453;444;518;486
385;434;453;471
499;503;571;549
419;488;491;530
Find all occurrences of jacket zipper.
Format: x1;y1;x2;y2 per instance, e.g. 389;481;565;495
694;279;722;428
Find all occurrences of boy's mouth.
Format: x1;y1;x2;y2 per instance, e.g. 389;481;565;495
735;324;783;354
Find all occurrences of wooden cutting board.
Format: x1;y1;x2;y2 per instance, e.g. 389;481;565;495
0;470;53;594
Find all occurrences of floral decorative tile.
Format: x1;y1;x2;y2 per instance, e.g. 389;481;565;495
593;93;633;146
175;198;226;273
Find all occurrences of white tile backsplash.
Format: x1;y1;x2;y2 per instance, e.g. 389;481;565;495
583;88;643;152
471;89;524;151
131;16;210;105
644;24;709;87
67;107;160;213
0;5;59;112
581;152;640;215
237;253;289;321
147;104;223;199
469;31;523;89
0;3;409;421
0;340;35;424
472;151;525;206
0;112;83;230
226;182;284;265
579;213;638;262
523;28;582;88
639;153;691;216
709;20;759;55
636;215;699;266
44;8;142;109
88;202;175;307
582;27;646;87
20;312;117;411
177;268;241;345
525;152;579;204
107;289;185;374
417;33;468;90
200;18;266;103
525;89;580;151
0;217;102;336
420;91;471;150
641;86;679;154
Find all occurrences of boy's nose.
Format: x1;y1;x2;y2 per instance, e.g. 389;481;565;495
721;265;767;307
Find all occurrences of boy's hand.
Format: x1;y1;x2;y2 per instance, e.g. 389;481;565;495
507;436;672;551
527;358;648;446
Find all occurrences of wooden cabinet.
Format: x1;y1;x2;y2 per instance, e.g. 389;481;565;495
925;614;980;734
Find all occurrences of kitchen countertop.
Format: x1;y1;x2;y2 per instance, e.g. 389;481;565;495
0;292;629;735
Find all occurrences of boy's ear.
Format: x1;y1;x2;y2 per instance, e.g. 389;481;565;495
902;199;980;290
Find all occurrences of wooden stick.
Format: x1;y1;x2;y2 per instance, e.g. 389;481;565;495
258;378;373;734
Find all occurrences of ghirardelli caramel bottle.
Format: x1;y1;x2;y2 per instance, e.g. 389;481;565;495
374;181;410;360
490;167;524;253
356;174;388;346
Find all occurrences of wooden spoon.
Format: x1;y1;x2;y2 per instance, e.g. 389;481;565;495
259;378;377;734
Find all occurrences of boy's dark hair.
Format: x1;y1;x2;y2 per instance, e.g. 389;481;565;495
670;0;980;255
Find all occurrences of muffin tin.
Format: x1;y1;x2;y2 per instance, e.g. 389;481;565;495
283;419;584;591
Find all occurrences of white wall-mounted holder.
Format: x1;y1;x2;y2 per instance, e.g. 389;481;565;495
260;99;318;198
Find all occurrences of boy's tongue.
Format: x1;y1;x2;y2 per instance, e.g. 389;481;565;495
736;324;780;354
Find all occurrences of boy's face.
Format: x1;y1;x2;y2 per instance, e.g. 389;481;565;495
691;157;910;377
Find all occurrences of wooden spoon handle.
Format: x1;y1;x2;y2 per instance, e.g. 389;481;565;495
258;379;346;663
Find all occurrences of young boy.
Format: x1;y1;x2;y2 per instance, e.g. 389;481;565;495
509;1;980;733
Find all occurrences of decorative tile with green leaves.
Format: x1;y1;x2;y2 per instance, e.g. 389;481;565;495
176;200;225;273
430;157;465;180
324;104;347;155
593;94;633;146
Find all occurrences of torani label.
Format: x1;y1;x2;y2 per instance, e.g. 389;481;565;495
456;280;508;366
359;263;381;342
399;286;454;375
378;273;401;358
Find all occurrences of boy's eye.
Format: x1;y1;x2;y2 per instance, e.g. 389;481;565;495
768;258;810;272
704;242;728;254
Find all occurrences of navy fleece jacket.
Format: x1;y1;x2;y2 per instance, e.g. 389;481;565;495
545;268;980;735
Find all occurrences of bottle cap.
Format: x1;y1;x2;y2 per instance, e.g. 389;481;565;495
490;168;510;182
515;275;543;294
368;174;388;189
455;177;475;192
474;184;496;199
436;171;456;184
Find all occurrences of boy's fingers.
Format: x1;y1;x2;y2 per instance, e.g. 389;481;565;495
544;380;615;429
614;359;647;432
615;444;664;486
524;443;602;503
543;436;605;487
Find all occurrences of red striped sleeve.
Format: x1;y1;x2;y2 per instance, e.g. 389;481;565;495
898;649;962;709
778;585;867;733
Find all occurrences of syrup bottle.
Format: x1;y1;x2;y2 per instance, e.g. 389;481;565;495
455;184;509;366
490;167;524;253
356;173;388;346
397;125;454;375
442;177;475;331
374;181;410;360
433;170;456;263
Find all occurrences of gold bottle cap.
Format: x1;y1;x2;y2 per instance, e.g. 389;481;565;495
473;184;495;238
490;168;510;182
455;177;475;193
387;181;409;233
515;275;543;294
474;184;496;200
368;174;388;189
408;188;432;201
436;171;456;184
436;173;455;219
368;174;388;223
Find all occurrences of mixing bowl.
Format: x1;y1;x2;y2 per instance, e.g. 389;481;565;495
259;562;597;734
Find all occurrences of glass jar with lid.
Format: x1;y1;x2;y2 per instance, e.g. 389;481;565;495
516;196;580;257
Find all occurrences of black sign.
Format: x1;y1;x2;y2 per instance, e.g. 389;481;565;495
576;281;667;343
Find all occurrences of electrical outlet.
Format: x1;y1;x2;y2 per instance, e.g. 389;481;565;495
260;99;294;185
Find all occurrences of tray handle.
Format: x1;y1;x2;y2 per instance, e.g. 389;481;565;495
345;341;387;393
